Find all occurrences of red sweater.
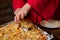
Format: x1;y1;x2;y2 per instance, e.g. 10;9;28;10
12;0;60;25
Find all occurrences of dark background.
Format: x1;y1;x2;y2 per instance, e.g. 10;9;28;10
0;0;14;25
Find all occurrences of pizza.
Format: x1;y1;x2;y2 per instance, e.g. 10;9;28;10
0;19;46;40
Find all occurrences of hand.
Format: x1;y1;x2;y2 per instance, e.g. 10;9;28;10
14;8;21;15
14;8;28;23
14;3;31;23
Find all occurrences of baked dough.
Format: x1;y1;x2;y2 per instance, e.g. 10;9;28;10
0;19;46;40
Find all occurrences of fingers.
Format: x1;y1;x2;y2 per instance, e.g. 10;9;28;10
14;13;25;23
17;14;21;23
14;14;20;23
21;13;25;19
14;16;17;23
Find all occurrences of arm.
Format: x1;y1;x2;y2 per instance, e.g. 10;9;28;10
12;0;25;15
12;0;32;23
14;3;31;23
12;0;31;15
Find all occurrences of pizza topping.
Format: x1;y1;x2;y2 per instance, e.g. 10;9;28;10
28;27;33;31
0;19;46;40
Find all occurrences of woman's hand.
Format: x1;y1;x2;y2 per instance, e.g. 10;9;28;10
14;3;31;23
14;8;21;15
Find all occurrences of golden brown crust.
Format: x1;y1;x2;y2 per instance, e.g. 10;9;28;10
0;19;46;40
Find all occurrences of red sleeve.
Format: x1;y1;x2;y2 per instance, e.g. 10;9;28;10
27;0;59;21
27;0;37;8
41;0;59;20
12;0;25;10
